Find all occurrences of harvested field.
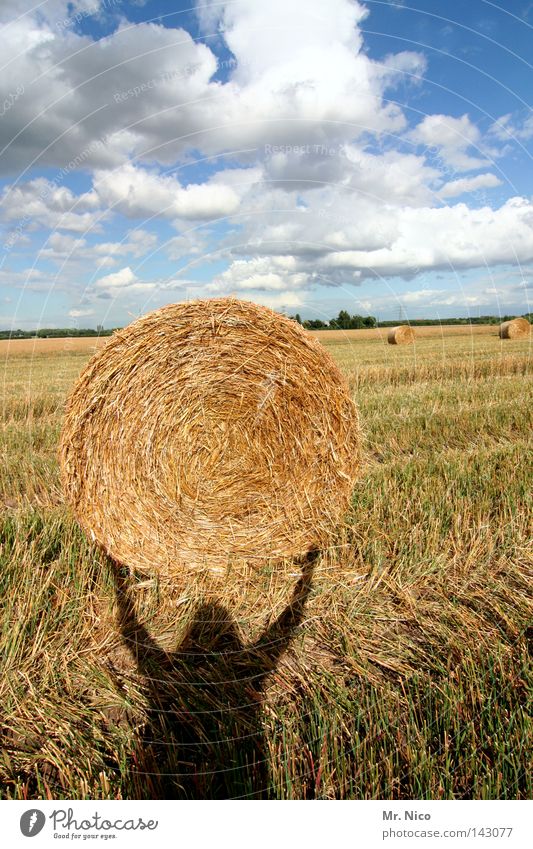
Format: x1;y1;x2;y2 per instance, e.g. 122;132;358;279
310;323;499;342
0;323;503;357
0;324;531;800
0;336;109;356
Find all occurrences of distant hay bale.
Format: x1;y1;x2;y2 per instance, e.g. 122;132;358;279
499;318;530;339
59;298;360;576
387;325;415;345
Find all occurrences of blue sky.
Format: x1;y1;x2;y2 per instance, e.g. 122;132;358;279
0;0;532;327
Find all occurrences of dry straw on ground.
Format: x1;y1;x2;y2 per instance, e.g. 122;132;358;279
60;298;360;577
387;325;415;345
499;318;530;339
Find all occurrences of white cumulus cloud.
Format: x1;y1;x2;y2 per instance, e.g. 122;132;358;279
93;164;241;221
438;173;502;199
408;114;488;172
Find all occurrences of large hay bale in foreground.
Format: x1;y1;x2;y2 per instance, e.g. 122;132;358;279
499;318;530;339
60;298;360;576
387;325;415;345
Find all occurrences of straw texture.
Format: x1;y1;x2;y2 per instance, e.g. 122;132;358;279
60;298;360;576
387;325;415;345
499;318;530;339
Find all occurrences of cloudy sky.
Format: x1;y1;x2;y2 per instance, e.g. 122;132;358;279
0;0;532;328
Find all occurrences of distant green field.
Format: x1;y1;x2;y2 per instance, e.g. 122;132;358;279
1;329;531;799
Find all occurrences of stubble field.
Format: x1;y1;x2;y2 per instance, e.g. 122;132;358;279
0;325;531;799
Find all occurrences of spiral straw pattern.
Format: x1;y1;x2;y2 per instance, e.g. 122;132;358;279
60;298;360;576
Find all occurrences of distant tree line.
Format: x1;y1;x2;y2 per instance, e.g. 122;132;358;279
289;311;532;330
1;312;530;340
0;327;116;340
291;310;378;330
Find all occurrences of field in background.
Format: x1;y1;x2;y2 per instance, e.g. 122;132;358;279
0;336;109;356
0;326;531;799
0;322;499;356
310;323;499;342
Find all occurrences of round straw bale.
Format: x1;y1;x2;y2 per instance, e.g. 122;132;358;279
59;298;360;576
387;325;415;345
499;318;530;339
